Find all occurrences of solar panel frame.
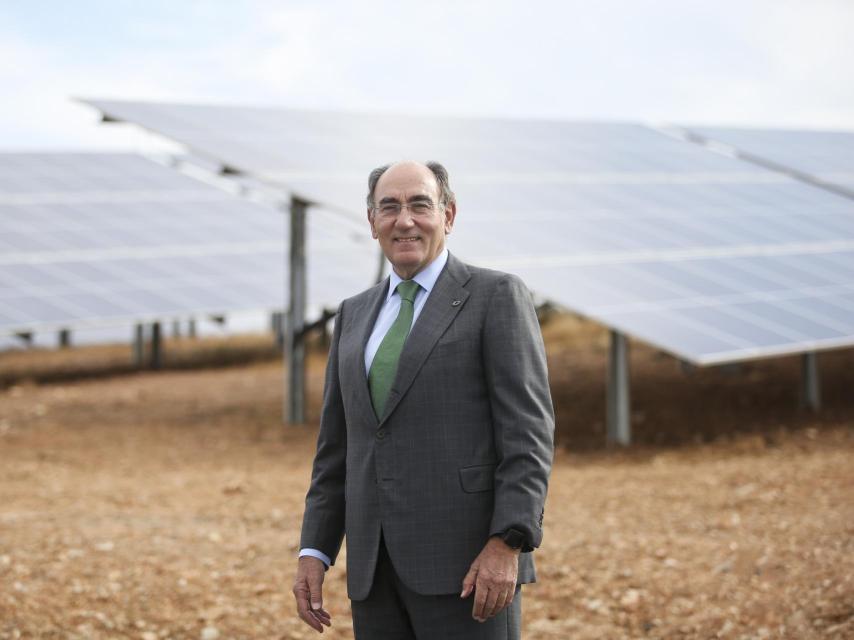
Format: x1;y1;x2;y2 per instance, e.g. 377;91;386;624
678;125;854;193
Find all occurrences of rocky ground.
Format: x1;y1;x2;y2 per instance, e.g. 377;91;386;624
1;317;852;639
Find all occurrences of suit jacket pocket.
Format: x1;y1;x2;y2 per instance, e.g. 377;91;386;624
430;337;468;360
459;464;496;493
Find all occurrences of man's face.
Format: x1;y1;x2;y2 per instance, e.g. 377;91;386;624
367;162;456;280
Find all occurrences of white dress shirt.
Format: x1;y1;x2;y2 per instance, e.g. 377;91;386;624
299;249;449;568
364;248;448;374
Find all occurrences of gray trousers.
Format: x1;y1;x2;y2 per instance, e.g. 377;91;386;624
351;537;522;640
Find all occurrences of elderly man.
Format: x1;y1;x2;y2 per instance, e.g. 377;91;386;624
293;160;554;639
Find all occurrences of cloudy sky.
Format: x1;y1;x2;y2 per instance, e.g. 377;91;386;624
2;0;853;151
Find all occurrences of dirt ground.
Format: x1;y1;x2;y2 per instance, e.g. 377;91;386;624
1;317;852;639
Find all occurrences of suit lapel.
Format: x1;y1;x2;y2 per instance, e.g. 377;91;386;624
347;280;389;426
379;253;471;426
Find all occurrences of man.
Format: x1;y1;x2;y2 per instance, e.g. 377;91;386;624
293;160;554;639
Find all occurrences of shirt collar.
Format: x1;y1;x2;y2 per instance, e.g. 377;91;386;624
387;248;449;301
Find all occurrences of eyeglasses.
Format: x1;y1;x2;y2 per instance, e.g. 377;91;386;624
372;200;442;218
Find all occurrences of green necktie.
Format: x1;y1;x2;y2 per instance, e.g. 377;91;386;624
369;280;421;418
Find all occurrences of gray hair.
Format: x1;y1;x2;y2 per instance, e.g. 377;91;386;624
366;161;456;209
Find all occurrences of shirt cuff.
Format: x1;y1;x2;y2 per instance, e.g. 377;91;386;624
299;548;332;568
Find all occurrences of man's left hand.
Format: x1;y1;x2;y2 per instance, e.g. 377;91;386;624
460;536;520;622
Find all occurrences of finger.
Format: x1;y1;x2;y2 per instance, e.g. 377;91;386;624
481;585;501;619
489;588;510;617
310;607;332;624
460;565;478;598
294;580;326;632
308;573;324;612
296;597;323;632
503;585;515;610
308;610;332;631
472;580;489;622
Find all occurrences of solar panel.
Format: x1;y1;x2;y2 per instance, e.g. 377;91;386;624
79;101;854;365
83;101;783;211
0;153;375;336
680;126;854;191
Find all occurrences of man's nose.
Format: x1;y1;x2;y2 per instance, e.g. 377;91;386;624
394;209;416;226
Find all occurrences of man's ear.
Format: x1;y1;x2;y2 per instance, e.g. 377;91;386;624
367;208;378;239
444;201;457;234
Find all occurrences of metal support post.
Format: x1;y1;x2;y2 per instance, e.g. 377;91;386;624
801;351;821;412
286;196;309;424
172;319;181;338
606;330;631;446
58;329;71;348
150;322;162;370
133;324;145;367
271;311;285;348
188;318;197;338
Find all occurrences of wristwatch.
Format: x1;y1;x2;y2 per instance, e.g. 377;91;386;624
499;528;527;550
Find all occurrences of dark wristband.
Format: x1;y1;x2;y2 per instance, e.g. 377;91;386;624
498;528;528;550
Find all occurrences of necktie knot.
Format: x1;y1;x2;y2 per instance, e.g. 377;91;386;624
396;280;420;304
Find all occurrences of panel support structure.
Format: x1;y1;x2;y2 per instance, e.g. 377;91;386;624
286;196;310;425
133;324;145;367
606;330;631;446
150;322;162;370
271;311;285;348
801;351;821;412
58;329;71;348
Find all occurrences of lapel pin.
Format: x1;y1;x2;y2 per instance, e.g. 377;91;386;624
451;299;461;306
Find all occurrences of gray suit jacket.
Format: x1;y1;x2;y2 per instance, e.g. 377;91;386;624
300;252;555;600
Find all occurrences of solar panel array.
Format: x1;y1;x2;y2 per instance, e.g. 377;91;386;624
77;101;854;364
0;153;375;336
683;126;854;191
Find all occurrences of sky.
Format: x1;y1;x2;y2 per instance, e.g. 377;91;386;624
1;0;853;152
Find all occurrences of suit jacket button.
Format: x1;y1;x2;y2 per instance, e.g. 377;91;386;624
376;430;386;440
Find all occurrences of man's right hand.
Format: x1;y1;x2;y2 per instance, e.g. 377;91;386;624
293;556;332;633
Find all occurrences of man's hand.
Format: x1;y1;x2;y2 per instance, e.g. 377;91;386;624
293;556;332;633
460;537;520;622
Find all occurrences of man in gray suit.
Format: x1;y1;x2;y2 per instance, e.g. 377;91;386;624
293;160;554;639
